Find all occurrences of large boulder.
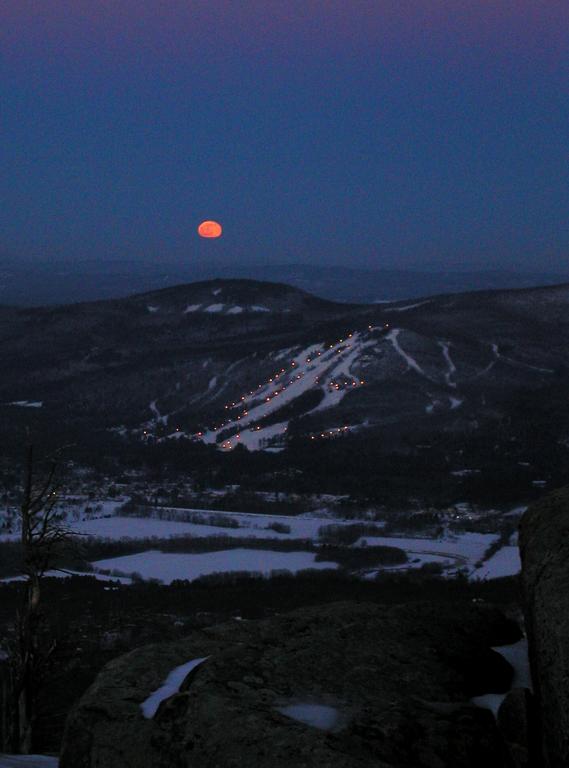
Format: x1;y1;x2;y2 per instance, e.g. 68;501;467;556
60;601;520;768
497;687;537;768
519;487;569;767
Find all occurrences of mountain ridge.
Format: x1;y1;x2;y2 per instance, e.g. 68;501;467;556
1;277;567;503
2;259;568;307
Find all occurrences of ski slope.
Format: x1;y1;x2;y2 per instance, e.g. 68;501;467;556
198;331;371;450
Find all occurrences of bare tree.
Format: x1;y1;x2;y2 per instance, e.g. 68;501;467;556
6;443;73;754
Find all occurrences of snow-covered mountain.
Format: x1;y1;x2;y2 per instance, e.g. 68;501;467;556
0;279;567;461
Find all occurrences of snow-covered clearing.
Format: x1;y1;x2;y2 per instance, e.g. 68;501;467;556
92;549;339;584
404;553;453;568
141;657;208;718
356;531;497;572
384;300;431;313
491;343;554;375
277;703;340;730
0;756;58;767
183;303;270;315
472;546;521;580
438;341;457;388
6;401;43;408
233;422;289;451
386;329;426;377
149;400;168;426
503;505;527;517
67;510;357;541
471;638;531;716
1;501;513;580
1;497;518;582
363;552;452;579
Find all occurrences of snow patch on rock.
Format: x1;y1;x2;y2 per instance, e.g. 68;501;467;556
277;703;340;731
141;657;209;718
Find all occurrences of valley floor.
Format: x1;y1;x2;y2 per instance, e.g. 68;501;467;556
1;499;524;584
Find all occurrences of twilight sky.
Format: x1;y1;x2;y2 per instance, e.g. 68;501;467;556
2;1;568;272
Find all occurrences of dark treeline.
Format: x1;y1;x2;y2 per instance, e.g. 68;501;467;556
314;545;406;568
0;541;23;580
0;568;521;631
318;523;388;545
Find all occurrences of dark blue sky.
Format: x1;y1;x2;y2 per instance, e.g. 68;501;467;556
2;1;568;271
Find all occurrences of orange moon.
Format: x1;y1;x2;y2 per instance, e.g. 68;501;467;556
198;220;222;238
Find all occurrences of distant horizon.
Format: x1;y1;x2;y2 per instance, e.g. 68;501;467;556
4;253;569;277
2;258;568;309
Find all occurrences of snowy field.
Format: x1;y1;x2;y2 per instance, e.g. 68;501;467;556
355;530;524;580
471;546;521;580
1;503;522;581
72;513;516;580
67;511;349;541
92;549;339;584
362;553;454;579
356;532;498;570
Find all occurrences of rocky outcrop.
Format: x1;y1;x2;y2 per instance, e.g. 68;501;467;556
60;601;520;768
497;687;536;768
519;487;569;767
